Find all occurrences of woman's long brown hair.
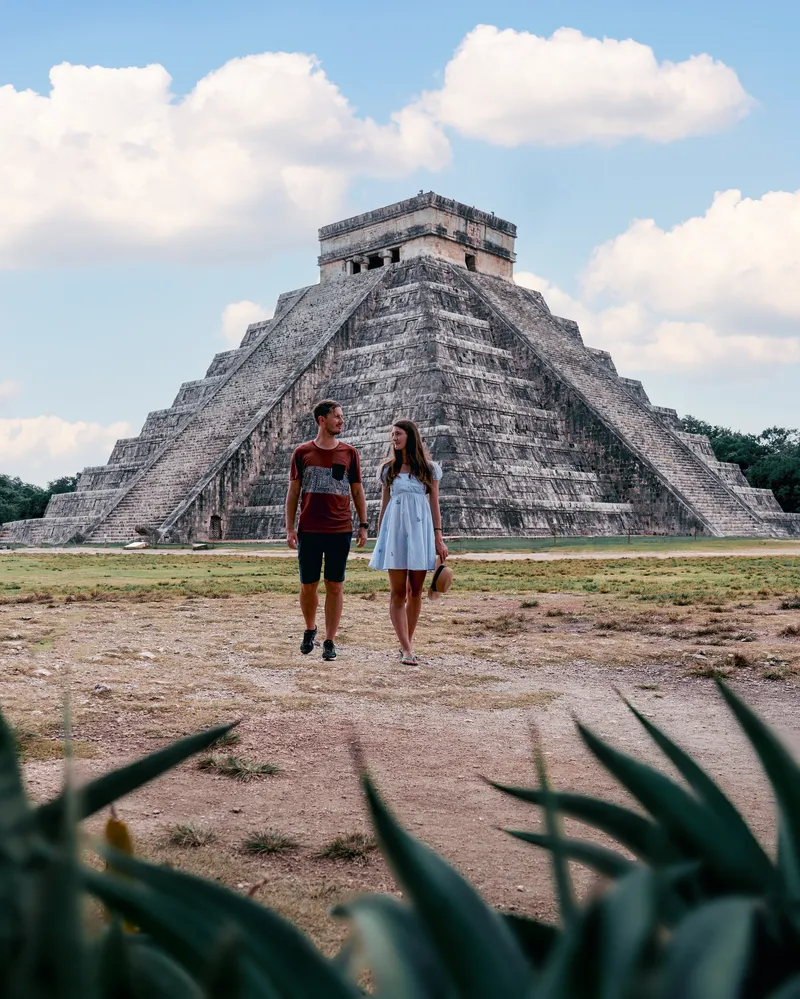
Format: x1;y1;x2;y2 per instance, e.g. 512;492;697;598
378;419;434;493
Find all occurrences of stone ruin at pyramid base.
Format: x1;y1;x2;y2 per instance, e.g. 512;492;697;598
4;192;799;545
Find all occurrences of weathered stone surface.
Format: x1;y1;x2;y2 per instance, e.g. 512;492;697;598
4;192;799;543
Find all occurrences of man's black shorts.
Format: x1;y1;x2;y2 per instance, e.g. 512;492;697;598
297;532;352;584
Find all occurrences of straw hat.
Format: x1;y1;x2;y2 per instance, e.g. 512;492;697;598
428;557;454;600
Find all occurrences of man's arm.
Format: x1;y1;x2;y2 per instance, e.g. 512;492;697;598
350;482;368;548
285;479;301;550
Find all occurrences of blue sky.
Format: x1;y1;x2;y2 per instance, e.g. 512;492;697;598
2;0;799;484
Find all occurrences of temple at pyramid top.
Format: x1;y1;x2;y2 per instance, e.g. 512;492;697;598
318;192;516;282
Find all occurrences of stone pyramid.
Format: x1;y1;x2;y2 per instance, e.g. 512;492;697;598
5;192;798;543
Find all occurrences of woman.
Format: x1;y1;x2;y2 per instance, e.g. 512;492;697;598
369;420;448;665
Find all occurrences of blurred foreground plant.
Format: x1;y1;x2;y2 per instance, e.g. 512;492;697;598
2;680;800;996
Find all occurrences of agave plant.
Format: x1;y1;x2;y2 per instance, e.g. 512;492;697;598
1;679;800;996
491;678;800;998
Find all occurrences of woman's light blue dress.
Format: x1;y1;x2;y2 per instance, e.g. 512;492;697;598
369;462;442;572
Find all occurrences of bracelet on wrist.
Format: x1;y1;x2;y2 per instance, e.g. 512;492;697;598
434;528;443;533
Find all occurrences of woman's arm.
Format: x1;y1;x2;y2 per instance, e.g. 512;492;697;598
376;484;391;532
428;480;449;560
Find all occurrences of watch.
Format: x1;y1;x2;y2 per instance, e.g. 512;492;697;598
359;522;369;529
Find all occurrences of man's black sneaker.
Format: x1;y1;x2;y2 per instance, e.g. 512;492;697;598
300;627;317;655
322;639;337;661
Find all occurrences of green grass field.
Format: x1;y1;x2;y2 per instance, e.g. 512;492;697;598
2;551;800;606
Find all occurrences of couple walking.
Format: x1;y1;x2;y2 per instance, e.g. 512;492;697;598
284;399;449;666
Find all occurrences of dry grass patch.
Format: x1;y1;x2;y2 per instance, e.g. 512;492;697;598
197;755;280;781
242;830;299;855
317;832;377;862
14;729;97;762
442;690;561;710
209;730;241;749
466;612;529;637
683;664;735;679
168;823;217;848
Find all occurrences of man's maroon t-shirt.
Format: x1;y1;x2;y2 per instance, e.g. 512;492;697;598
289;440;361;533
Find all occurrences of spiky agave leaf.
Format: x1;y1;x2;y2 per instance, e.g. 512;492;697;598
37;722;238;837
86;848;359;999
504;829;634;879
716;679;800;922
359;770;534;998
623;695;775;892
531;731;576;929
489;781;671;863
0;710;32;994
660;897;757;999
15;768;90;999
333;894;457;999
576;721;770;895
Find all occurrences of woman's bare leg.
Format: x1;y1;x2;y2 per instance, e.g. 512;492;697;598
405;571;427;643
388;569;413;653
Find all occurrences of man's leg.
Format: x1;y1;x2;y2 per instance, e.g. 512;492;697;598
323;581;343;641
297;534;323;651
388;569;413;652
299;582;319;630
321;532;352;648
405;570;427;642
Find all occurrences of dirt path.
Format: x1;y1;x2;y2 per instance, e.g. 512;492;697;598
4;584;799;950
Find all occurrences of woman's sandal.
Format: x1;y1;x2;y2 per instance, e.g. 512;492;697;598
400;651;419;666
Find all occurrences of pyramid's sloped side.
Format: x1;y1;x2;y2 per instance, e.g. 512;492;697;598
134;269;387;543
2;271;385;544
0;302;289;544
460;270;778;537
88;270;385;542
228;257;640;538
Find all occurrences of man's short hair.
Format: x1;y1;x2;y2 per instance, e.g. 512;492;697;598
313;399;341;424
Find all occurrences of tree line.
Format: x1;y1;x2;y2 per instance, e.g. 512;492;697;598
0;474;78;525
681;416;800;513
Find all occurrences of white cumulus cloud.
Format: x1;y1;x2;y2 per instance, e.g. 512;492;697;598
0;416;130;484
514;183;800;378
515;271;800;374
0;52;450;268
220;300;273;346
424;25;752;146
584;188;800;329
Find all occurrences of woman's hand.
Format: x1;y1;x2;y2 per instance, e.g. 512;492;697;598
436;536;449;561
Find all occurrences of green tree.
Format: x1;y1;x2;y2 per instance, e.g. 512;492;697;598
0;473;78;525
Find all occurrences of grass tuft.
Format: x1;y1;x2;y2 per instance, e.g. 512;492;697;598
210;730;241;749
779;625;800;637
725;652;751;668
317;831;377;861
761;666;789;681
197;755;279;781
168;823;216;848
242;829;298;855
779;597;800;610
519;599;539;609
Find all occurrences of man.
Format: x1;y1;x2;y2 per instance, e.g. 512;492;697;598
285;399;368;660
